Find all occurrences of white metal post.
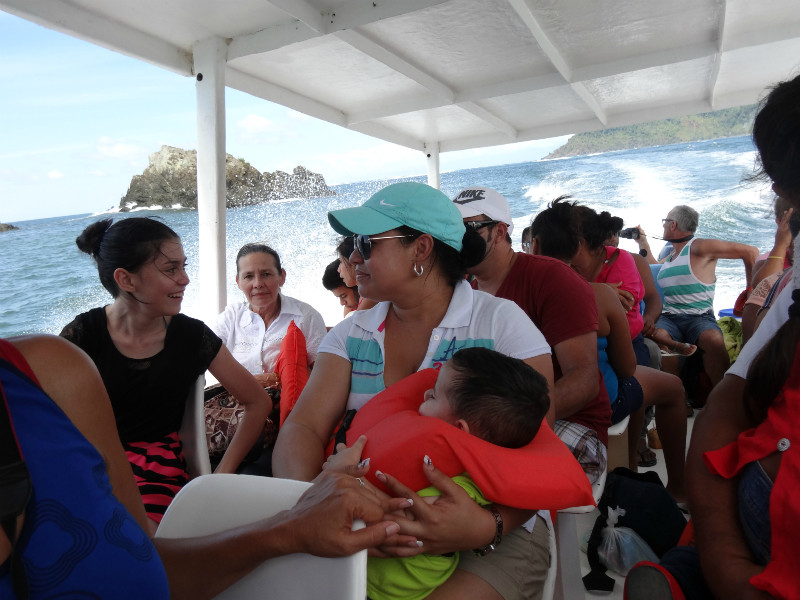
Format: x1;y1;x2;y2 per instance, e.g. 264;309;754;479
193;37;228;323
425;143;440;189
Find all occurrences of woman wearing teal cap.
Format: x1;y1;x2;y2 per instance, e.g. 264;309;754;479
274;182;556;599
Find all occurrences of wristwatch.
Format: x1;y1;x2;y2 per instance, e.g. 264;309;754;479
473;503;503;557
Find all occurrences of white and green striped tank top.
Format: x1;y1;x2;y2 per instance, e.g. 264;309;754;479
657;238;715;315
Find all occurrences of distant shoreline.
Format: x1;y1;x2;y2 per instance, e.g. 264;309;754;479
545;105;757;159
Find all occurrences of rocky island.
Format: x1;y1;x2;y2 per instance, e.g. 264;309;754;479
120;145;335;211
0;222;19;233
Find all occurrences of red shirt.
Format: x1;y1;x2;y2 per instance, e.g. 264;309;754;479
597;246;644;339
476;253;610;445
704;339;800;599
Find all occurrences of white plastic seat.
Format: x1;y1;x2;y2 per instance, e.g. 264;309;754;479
554;466;608;600
155;474;368;599
606;414;630;472
541;513;558;600
178;374;211;477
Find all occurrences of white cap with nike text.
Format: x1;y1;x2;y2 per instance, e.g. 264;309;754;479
451;187;514;234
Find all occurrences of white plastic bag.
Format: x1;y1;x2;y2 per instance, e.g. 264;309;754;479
598;506;659;576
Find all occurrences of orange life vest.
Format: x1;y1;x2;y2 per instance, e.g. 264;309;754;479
335;368;594;510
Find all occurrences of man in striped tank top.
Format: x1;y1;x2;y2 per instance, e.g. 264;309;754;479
656;205;759;386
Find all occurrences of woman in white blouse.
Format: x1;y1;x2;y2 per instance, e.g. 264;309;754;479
213;243;327;384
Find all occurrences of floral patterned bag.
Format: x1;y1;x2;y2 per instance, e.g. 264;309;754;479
203;373;281;460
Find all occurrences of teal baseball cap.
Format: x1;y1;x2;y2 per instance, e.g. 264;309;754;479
328;182;465;251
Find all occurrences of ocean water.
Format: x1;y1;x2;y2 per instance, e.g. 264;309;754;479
0;135;778;339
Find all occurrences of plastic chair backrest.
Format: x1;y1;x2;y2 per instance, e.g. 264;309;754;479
542;514;557;600
178;374;211;477
155;474;367;600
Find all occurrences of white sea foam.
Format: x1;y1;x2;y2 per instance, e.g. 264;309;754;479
0;136;775;338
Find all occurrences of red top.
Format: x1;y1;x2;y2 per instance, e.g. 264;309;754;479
704;339;800;599
596;247;644;339
485;253;610;445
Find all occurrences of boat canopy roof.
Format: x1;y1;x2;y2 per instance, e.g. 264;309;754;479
4;0;800;155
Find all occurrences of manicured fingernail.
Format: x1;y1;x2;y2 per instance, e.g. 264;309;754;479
375;470;387;482
415;540;424;547
358;457;370;470
385;522;400;536
423;455;433;468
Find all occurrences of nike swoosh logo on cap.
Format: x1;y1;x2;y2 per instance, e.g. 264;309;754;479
380;200;396;206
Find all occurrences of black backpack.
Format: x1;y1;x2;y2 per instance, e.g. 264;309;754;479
583;467;687;593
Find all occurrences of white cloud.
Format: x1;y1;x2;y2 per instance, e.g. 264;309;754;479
88;169;105;177
0;144;88;160
47;170;64;179
310;143;422;184
95;137;148;165
236;114;275;143
31;90;133;107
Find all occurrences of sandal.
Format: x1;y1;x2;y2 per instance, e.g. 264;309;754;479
637;437;657;467
671;341;697;357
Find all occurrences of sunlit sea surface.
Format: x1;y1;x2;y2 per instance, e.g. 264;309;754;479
0;136;777;339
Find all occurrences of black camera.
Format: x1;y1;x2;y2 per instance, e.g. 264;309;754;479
619;227;640;240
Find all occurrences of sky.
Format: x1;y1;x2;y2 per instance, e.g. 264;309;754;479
0;11;569;223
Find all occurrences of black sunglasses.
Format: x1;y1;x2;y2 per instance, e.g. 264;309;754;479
464;220;498;231
353;233;415;260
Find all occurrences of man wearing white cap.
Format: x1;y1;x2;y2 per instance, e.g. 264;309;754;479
453;186;610;482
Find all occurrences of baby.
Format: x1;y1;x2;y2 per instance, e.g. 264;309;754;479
324;347;550;600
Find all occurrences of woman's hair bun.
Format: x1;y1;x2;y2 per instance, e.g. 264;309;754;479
75;218;113;257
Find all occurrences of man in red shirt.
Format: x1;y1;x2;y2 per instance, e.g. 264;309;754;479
453;186;610;481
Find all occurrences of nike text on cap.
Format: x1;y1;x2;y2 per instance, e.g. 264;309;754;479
452;186;514;234
328;182;465;251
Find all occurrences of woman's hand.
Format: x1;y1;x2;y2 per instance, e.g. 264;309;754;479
371;457;497;557
253;372;280;389
607;282;635;312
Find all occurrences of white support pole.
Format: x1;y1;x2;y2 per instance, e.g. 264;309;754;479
425;143;440;189
193;37;228;323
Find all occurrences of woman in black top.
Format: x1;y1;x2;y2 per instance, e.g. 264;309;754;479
61;217;270;531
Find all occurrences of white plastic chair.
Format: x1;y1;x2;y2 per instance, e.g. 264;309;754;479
606;414;631;472
541;513;558;600
178;374;211;477
553;466;608;600
155;474;368;600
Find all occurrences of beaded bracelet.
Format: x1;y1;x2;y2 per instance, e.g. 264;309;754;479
473;504;503;557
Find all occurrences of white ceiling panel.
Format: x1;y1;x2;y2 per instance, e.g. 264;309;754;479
4;0;800;155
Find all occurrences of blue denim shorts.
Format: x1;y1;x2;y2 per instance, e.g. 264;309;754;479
632;333;651;366
658;460;773;600
610;375;644;425
738;461;772;565
656;310;721;345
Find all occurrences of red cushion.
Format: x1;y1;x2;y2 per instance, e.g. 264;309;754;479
275;320;309;426
341;369;594;510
